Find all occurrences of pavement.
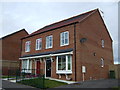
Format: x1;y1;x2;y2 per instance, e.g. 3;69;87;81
56;79;120;88
2;80;39;89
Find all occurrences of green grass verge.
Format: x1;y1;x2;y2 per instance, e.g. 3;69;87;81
112;87;120;90
1;75;16;78
18;78;67;89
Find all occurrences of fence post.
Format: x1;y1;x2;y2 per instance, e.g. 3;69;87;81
16;69;18;82
43;74;45;89
23;68;25;80
8;69;9;80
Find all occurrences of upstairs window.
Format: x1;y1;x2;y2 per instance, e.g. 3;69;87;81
101;39;104;48
36;38;42;50
101;58;104;67
25;41;31;52
60;31;69;46
46;35;53;49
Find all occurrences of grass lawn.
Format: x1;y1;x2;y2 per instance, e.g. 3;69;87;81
18;78;67;89
112;87;120;90
1;75;16;78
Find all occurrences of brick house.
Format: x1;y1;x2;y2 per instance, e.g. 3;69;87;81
20;9;114;81
0;29;28;75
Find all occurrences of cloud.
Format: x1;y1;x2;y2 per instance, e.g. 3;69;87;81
1;2;118;64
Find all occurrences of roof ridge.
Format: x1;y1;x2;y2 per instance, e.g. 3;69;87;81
42;9;97;29
31;9;97;34
22;9;98;39
1;29;28;39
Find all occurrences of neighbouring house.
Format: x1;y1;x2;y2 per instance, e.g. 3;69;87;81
0;29;28;75
20;9;114;81
109;64;120;79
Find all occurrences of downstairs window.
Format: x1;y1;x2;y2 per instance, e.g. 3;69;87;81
56;55;72;74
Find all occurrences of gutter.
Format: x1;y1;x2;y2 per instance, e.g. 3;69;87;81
74;23;77;81
19;51;73;60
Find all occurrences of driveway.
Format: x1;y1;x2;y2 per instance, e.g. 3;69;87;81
2;80;39;90
56;79;119;88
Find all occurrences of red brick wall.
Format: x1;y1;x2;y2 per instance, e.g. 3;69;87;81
75;10;114;81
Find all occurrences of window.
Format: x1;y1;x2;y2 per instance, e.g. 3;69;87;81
46;35;53;49
25;41;31;52
57;55;72;74
101;39;104;48
22;60;32;73
60;31;69;46
22;60;27;69
58;56;66;70
36;38;42;50
101;58;104;67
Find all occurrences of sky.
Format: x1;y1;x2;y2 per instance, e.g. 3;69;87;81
0;1;119;64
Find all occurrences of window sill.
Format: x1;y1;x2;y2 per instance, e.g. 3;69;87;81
46;47;53;49
35;49;42;51
56;71;72;74
60;44;69;47
21;70;32;73
25;51;30;53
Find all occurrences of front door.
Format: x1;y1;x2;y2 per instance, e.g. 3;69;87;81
46;60;51;77
36;61;40;75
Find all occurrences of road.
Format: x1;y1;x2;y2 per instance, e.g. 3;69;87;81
56;79;120;88
2;79;120;89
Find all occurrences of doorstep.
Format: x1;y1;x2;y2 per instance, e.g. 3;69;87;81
45;77;76;84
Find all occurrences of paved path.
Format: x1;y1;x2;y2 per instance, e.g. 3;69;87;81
56;79;120;88
2;80;39;89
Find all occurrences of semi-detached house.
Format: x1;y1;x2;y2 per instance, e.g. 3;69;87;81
20;9;114;81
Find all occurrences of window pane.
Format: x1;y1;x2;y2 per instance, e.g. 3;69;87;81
61;56;66;70
46;36;52;48
101;40;104;48
25;41;30;52
61;33;64;45
101;58;104;67
58;56;66;70
46;37;49;48
28;42;30;51
22;60;27;69
36;39;38;50
58;56;62;70
38;38;42;49
49;36;52;47
65;32;68;44
68;55;71;70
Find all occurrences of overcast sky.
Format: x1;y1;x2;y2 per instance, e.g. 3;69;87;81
0;1;119;64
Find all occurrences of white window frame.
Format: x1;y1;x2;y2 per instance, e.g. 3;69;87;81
36;38;42;50
101;39;104;48
25;41;31;52
60;31;69;46
46;35;53;49
101;58;104;67
56;55;72;74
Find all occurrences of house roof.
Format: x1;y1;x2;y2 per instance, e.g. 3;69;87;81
22;9;97;39
20;48;73;58
0;29;28;40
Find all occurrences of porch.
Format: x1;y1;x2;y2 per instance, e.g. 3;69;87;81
19;48;73;81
